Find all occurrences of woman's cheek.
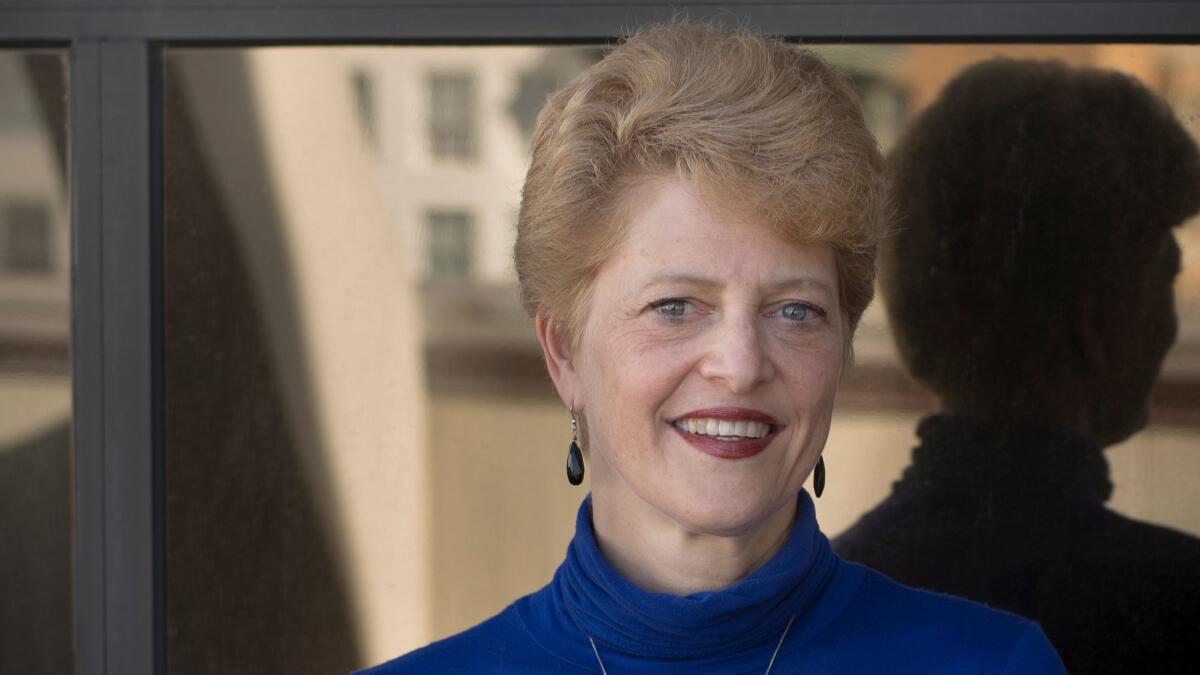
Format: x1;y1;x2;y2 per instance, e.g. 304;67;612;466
782;350;842;402
768;320;841;352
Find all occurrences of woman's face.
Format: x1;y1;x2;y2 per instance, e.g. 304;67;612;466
549;177;845;536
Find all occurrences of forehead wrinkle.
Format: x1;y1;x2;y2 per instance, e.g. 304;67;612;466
766;277;836;298
638;273;723;293
616;179;839;300
636;271;836;299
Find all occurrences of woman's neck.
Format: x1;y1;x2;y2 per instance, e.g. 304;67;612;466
589;483;798;596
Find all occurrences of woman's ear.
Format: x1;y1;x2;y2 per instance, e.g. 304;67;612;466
536;314;579;410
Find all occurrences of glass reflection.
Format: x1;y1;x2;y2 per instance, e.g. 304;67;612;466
833;57;1200;673
0;50;71;675
163;44;1200;673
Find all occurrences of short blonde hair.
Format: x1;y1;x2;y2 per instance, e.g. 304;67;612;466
515;20;887;353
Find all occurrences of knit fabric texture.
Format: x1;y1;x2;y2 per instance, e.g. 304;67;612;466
360;491;1065;674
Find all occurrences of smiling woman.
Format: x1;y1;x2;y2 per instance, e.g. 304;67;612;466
544;177;845;566
358;19;1066;674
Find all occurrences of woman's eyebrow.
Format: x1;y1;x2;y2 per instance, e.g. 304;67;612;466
639;274;834;296
639;274;723;292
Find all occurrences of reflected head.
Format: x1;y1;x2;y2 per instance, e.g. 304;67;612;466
514;19;887;355
884;58;1200;443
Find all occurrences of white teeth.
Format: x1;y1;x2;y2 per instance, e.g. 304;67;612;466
674;417;772;439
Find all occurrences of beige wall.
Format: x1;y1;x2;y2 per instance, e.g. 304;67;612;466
428;394;577;637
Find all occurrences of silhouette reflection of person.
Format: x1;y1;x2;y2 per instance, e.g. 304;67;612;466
834;58;1200;674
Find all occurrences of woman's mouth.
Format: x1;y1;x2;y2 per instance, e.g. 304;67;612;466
673;417;772;439
669;408;780;459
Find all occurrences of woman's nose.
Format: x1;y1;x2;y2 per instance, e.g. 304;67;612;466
697;313;775;393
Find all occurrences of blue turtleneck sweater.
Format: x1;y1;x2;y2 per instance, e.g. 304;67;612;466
359;492;1065;673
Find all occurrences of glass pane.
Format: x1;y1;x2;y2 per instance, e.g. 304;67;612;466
816;45;1200;673
814;45;1200;544
163;43;1200;673
0;49;71;675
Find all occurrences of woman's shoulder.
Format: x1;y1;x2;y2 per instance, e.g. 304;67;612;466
353;595;539;674
816;561;1065;673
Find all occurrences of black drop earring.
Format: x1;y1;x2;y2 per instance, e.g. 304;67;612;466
566;416;585;486
813;455;826;498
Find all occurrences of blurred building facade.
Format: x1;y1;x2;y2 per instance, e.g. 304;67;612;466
0;50;71;675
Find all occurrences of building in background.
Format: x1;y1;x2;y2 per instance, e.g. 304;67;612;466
0;50;71;675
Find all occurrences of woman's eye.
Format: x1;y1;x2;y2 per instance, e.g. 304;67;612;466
652;299;692;317
779;302;816;321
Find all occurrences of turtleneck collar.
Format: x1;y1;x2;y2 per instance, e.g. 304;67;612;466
901;414;1113;506
550;491;836;660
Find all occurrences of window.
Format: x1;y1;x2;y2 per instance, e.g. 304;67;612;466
5;5;1186;675
0;49;70;675
428;73;477;161
425;208;473;279
162;43;1200;672
1;199;53;275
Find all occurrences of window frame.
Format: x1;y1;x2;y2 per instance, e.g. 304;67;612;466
0;2;1197;674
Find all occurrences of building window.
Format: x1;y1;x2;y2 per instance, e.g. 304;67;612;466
428;73;477;161
425;209;473;279
1;199;53;275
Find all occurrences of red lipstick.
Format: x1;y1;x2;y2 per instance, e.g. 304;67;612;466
670;407;781;460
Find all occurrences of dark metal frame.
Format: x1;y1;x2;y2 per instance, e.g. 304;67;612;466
0;2;1195;674
69;40;162;675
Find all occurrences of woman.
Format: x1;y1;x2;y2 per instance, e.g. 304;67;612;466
362;21;1066;673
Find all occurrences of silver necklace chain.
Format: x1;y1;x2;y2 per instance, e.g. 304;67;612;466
586;614;797;675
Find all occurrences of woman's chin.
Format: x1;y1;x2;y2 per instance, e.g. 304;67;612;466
651;489;785;538
656;455;799;536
